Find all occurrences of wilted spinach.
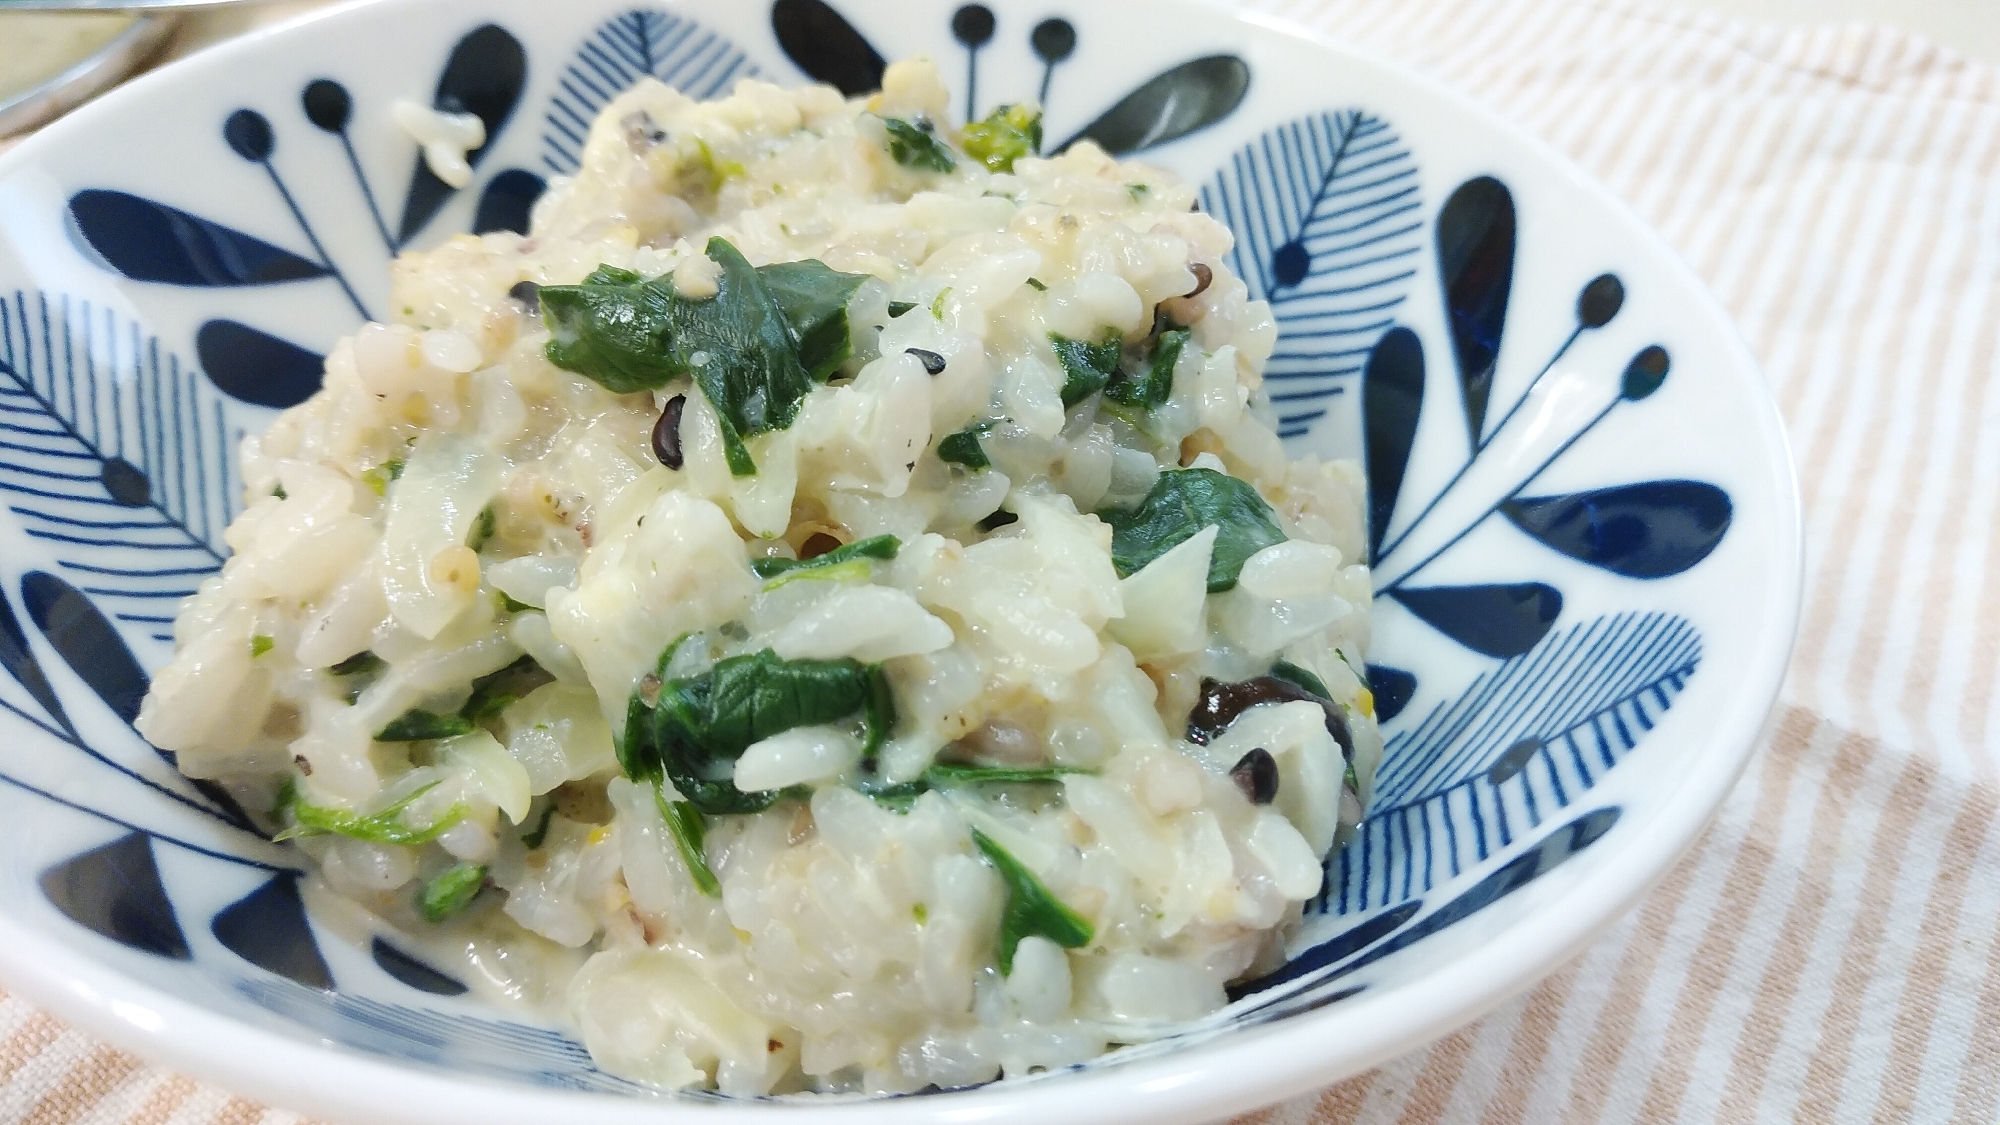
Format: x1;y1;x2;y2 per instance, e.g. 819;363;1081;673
882;116;956;172
970;829;1094;974
1099;467;1288;592
539;240;870;475
750;535;900;584
1104;327;1189;410
653;784;722;897
620;647;896;815
419;863;488;922
1051;331;1122;407
960;104;1042;172
276;780;468;846
937;422;994;470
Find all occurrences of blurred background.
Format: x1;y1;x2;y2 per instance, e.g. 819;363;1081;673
4;0;2000;146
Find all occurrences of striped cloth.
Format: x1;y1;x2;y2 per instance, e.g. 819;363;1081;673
7;0;2000;1120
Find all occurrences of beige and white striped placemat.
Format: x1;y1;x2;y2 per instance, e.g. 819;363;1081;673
6;0;2000;1120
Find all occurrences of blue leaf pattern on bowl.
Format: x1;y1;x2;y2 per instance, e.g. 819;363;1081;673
543;10;761;176
0;292;230;655
1201;110;1421;439
1330;614;1696;913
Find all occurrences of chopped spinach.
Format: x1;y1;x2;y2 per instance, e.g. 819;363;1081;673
1099;467;1287;592
749;535;900;582
621;647;889;815
330;651;384;677
882;116;956;172
970;829;1094;973
936;422;994;469
856;762;1090;811
857;779;931;812
1104;327;1188;411
540;241;870;475
374;658;547;743
520;802;557;849
1051;331;1122;407
419;863;488;922
1269;659;1332;700
275;780;468;845
960;104;1042;172
691;137;746;184
250;634;274;658
928;764;1088;784
461;655;550;725
653;784;722;897
1025;277;1048;292
272;484;288;500
862;663;897;761
887;299;919;318
467;504;497;552
361;458;405;496
375;709;475;743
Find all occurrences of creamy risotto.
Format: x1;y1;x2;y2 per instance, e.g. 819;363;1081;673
135;59;1382;1095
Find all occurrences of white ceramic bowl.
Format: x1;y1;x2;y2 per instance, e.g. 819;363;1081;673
0;0;1801;1121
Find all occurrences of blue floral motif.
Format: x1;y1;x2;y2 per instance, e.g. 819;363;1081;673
770;0;1249;154
543;10;761;176
64;25;543;412
1199;110;1422;438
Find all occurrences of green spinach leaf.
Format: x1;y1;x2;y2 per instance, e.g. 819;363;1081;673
857;779;930;813
883;117;956;172
375;709;475;743
862;664;896;760
520;803;557;849
467;504;497;552
1269;659;1333;701
419;863;488;922
928;764;1089;785
461;655;551;725
276;781;468;846
653;784;722;897
937;422;993;469
541;241;859;475
622;647;887;815
970;829;1094;974
540;265;678;395
756;259;871;381
674;239;817;475
328;651;384;677
376;656;548;741
1051;331;1122;407
960;104;1042;172
1100;467;1287;592
749;535;900;581
1105;327;1188;410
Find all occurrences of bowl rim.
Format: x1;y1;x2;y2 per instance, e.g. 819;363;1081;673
0;12;180;139
0;0;1805;1120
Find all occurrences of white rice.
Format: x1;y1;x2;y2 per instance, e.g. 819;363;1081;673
136;59;1383;1095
